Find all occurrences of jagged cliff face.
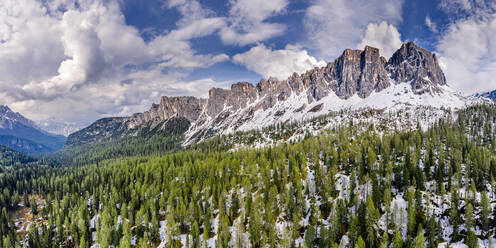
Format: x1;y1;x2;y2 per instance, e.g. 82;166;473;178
66;42;468;147
387;42;447;94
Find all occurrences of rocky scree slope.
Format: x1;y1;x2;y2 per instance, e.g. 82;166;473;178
66;42;477;147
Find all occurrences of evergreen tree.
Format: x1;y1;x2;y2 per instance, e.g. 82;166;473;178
393;229;403;248
481;191;490;234
355;236;366;248
465;203;475;231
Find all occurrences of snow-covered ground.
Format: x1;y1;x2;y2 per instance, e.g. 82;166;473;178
184;82;485;146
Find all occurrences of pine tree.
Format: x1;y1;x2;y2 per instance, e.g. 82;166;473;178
348;214;359;245
465;203;475;231
79;235;86;248
407;201;416;237
304;225;315;248
355;236;366;248
393;229;403;248
425;217;437;247
411;229;425;248
384;187;392;228
118;234;131;248
379;232;389;248
481;191;490;234
365;196;379;246
465;230;478;248
31;199;38;215
192;221;200;247
203;223;209;248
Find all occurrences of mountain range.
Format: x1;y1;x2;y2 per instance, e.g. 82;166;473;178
0;105;66;154
477;90;496;103
36;118;88;137
66;42;486;148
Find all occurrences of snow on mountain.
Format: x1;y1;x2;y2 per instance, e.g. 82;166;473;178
0;105;66;153
186;82;475;141
476;89;496;103
67;42;486;148
0;105;39;130
36;118;88;137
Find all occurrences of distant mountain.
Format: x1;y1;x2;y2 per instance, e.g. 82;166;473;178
0;105;66;154
476;90;496;102
66;42;477;148
36;118;87;136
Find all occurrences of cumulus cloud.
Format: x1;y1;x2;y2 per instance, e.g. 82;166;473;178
430;0;496;94
0;0;64;85
303;0;404;59
21;8;106;100
357;21;403;58
233;44;326;80
219;0;288;46
0;0;230;123
436;14;496;94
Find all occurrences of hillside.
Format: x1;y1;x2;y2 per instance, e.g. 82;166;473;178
0;144;37;167
1;104;495;248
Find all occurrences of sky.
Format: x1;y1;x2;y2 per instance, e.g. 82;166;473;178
0;0;496;125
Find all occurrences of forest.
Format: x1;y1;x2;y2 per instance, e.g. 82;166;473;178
0;104;495;247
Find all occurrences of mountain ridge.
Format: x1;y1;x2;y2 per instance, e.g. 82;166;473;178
476;90;496;103
0;105;66;153
66;42;476;148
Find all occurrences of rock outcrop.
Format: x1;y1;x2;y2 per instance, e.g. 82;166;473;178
387;42;447;94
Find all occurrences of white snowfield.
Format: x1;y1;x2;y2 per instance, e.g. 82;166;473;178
184;81;486;145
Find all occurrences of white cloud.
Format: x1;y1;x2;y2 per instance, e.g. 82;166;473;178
425;16;438;33
439;0;496;18
233;44;326;80
166;0;213;26
303;0;404;59
149;17;229;68
219;0;288;46
0;0;230;123
21;7;106;100
0;0;64;85
436;14;496;94
357;21;403;58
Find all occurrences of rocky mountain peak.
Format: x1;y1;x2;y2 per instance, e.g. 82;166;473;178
67;42;456;147
476;89;496;103
0;105;38;129
387;42;447;94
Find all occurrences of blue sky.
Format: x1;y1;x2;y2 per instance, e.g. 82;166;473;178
0;0;495;124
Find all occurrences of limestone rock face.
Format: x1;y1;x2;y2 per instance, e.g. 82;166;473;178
386;42;447;94
324;46;391;99
159;96;206;122
67;42;451;147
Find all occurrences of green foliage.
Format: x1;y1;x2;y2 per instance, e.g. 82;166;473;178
0;104;493;247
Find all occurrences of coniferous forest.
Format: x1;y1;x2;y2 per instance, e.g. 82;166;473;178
0;104;495;248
